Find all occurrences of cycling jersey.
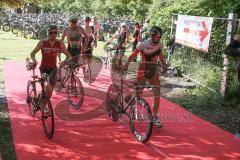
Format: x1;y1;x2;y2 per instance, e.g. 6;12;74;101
117;31;127;46
63;26;84;49
40;39;61;70
128;39;164;79
133;39;163;64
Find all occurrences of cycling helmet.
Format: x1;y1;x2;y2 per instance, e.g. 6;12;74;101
68;15;78;21
120;22;126;27
85;16;91;22
150;26;162;37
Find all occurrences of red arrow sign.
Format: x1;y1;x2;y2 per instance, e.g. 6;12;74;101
183;21;209;42
199;21;209;42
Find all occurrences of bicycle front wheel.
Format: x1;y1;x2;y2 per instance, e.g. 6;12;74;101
26;80;37;117
41;98;54;139
129;97;153;143
66;75;84;109
106;84;121;121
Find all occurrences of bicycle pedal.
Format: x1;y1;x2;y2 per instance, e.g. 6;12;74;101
34;106;40;112
26;97;31;104
118;106;125;114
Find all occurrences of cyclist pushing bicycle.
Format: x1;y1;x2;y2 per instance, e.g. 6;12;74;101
30;25;71;99
106;22;130;70
122;26;167;128
61;15;89;67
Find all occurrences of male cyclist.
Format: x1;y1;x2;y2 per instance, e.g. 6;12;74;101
107;23;129;70
82;16;97;64
123;26;167;128
30;25;71;99
92;16;101;40
61;15;88;65
132;22;141;61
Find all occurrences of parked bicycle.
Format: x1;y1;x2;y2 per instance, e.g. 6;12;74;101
26;61;54;139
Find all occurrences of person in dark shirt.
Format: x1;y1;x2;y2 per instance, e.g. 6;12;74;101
224;34;240;139
132;22;141;62
224;34;240;57
224;34;240;83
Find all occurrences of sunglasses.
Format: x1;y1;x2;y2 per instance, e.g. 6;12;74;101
49;32;57;35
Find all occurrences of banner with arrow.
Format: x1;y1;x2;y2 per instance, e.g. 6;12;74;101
175;14;213;52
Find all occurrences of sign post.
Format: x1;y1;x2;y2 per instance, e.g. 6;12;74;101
220;13;237;97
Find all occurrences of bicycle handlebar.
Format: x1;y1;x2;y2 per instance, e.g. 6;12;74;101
26;62;37;71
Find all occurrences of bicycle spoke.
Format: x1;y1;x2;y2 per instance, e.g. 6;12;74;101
66;76;84;109
129;98;153;143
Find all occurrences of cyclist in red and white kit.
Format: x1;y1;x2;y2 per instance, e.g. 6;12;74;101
30;25;71;99
123;26;167;128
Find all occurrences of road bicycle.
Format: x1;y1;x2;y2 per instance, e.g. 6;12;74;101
106;66;153;143
55;59;84;109
26;61;54;139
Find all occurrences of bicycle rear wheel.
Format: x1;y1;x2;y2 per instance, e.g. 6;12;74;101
54;67;68;94
24;29;34;39
129;97;153;143
26;80;37;117
66;75;84;109
2;24;10;32
41;98;54;139
106;84;121;121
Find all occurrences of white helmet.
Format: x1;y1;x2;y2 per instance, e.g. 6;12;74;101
68;15;78;21
120;22;126;27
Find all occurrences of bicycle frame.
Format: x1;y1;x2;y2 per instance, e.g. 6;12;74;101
116;70;138;116
30;68;49;108
57;65;77;88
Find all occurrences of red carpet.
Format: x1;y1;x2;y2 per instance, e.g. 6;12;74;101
3;60;240;160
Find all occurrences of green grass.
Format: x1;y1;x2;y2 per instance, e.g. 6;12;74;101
169;48;240;134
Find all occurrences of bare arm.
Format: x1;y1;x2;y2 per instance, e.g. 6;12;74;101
158;49;167;74
158;50;164;64
30;40;42;64
81;28;89;49
126;31;130;43
61;29;66;42
107;33;117;44
60;41;71;65
124;49;140;70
